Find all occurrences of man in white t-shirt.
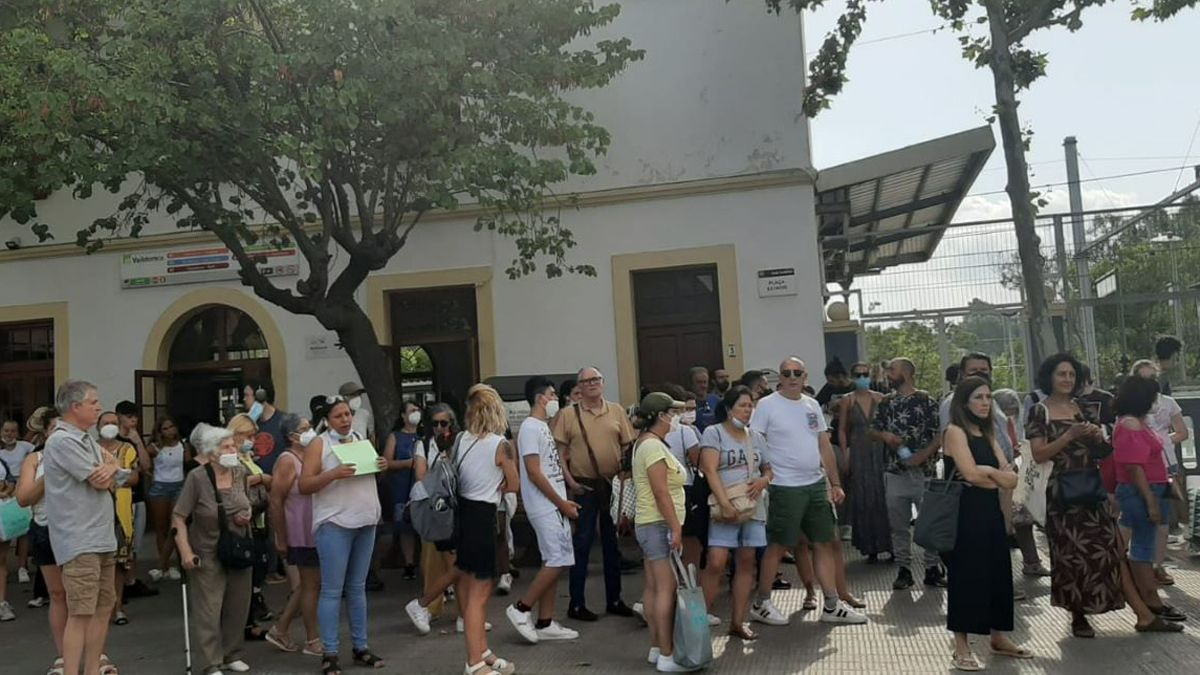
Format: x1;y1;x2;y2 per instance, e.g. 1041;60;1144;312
749;357;867;627
506;377;582;644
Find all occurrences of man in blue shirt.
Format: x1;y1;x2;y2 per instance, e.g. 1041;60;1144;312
688;366;721;432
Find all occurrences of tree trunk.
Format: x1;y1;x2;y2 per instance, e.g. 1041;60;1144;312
984;1;1058;368
327;302;400;444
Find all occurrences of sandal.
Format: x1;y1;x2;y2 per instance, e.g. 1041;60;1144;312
1152;605;1187;622
464;663;501;675
352;648;385;669
951;652;983;672
990;643;1034;659
265;626;298;652
1155;568;1176;586
1136;617;1184;633
728;623;759;641
1071;617;1096;639
113;611;129;626
99;654;118;675
303;638;324;657
481;649;516;675
802;595;818;611
47;657;65;675
321;654;342;675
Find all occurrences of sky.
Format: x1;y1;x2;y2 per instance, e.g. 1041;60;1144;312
800;1;1200;315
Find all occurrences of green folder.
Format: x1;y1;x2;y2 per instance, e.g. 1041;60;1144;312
331;440;381;475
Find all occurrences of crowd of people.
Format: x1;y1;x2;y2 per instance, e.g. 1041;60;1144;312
0;336;1193;674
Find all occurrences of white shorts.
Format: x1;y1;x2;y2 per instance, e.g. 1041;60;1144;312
528;510;575;569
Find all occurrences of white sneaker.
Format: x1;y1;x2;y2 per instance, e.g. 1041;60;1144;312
505;604;539;644
820;601;868;625
707;614;720;627
166;567;181;581
222;660;251;672
750;598;788;626
497;573;513;596
656;653;701;672
18;567;30;584
457;617;493;633
633;601;646;623
534;621;579;641
406;599;432;635
647;647;661;665
0;601;14;621
148;568;164;582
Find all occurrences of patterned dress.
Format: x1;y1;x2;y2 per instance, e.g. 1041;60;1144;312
846;398;891;556
1026;403;1125;615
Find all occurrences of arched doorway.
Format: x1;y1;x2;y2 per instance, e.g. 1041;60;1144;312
138;293;285;438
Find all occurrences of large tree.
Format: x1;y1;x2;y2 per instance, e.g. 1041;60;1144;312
765;0;1193;367
0;0;641;434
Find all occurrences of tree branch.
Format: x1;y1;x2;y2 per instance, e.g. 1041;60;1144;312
1008;0;1061;42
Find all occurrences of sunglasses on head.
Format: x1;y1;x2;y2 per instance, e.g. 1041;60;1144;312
431;420;451;427
780;369;806;379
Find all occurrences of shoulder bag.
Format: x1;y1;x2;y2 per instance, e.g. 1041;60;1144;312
573;403;614;506
205;465;256;569
1036;403;1107;506
705;426;759;524
913;464;963;554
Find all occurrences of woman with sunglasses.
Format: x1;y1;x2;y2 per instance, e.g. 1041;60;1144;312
299;396;389;674
405;404;463;629
838;362;890;563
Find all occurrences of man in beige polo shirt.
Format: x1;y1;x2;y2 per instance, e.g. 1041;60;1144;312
552;366;637;622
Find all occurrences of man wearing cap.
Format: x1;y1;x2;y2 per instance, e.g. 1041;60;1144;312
551;366;637;622
338;382;374;446
749;357;867;627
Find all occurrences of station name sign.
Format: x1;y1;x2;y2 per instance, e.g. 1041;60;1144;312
121;243;299;289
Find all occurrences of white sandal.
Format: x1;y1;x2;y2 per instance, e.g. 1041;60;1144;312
47;657;65;675
481;649;516;675
464;662;501;675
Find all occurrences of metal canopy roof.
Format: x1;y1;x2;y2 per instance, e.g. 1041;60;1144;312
816;125;995;286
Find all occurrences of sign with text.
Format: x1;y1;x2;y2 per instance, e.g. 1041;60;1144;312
757;267;798;298
120;243;299;289
305;333;343;360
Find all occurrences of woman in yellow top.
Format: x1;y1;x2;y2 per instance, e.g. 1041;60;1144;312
227;413;273;641
631;392;697;674
97;411;139;626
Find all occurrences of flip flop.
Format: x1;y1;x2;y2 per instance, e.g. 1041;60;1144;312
951;652;983;672
802;596;818;611
1136;617;1184;633
990;644;1034;659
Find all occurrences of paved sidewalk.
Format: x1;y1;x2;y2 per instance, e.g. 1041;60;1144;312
4;538;1200;674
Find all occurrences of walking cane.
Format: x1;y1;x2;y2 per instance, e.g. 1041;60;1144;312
170;528;197;675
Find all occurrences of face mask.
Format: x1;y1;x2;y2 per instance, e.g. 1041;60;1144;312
247;401;264;422
100;424;120;441
435;433;454;450
668;415;681;432
544;400;561;418
854;376;871;390
406;412;422;426
241;439;254;453
348;396;363;412
680;411;697;425
218;453;241;469
732;418;747;430
329;427;349;441
298;429;317;447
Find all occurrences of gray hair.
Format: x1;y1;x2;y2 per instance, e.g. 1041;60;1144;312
688;366;709;381
280;414;306;438
427;403;458;428
55;380;97;414
992;388;1021;417
192;423;233;457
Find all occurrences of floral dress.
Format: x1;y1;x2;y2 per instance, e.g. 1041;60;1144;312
1026;403;1125;615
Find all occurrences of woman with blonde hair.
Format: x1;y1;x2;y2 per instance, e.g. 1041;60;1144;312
226;413;272;641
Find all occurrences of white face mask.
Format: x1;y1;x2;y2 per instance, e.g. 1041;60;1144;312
406;412;422;426
731;417;747;431
668;415;681;432
99;424;120;441
544;399;561;418
218;453;241;468
298;429;317;447
680;411;697;425
348;396;363;412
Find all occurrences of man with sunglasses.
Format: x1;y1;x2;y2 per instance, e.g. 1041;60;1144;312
551;367;637;622
749;357;867;626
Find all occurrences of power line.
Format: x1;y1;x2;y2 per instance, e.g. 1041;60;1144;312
965;166;1188;199
804;26;943;58
1077;152;1120;210
1175;110;1200;191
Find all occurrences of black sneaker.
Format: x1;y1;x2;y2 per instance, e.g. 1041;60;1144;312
892;567;915;590
567;606;599;622
924;567;949;588
365;570;385;593
772;573;792;591
607;601;635;618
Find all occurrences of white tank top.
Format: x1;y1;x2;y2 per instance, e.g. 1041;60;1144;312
311;430;381;532
455;432;505;505
32;453;47;526
154;442;185;483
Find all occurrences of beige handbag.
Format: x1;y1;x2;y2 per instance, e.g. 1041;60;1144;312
707;426;759;524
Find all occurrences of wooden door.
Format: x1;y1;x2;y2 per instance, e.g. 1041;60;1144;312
633;265;723;390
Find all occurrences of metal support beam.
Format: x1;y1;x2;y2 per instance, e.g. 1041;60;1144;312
1065;136;1099;375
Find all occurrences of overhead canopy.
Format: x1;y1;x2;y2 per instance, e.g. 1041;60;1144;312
816;125;995;286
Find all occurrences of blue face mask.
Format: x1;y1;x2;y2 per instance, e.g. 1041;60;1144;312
854;376;871;390
248;401;264;422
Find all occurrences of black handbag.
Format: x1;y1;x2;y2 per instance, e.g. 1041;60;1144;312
205;465;256;569
1057;467;1107;506
913;467;963;554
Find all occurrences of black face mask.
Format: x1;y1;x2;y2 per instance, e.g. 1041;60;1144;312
715;381;730;394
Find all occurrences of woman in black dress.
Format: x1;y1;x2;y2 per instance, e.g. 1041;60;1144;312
943;377;1031;671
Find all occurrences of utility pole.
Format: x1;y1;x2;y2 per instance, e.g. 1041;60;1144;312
1064;137;1099;376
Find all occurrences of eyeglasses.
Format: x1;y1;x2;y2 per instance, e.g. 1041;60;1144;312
852;371;870;378
579;377;604;386
780;370;807;379
431;420;451;428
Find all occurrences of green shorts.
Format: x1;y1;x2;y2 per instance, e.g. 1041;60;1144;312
765;482;835;545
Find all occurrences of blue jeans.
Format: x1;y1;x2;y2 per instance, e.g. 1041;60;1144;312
569;485;622;610
315;523;376;654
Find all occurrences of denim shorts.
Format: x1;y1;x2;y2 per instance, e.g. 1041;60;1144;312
635;522;673;561
708;519;768;549
147;480;183;501
1116;482;1171;563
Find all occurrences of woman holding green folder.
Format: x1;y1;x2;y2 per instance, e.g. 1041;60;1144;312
299;396;388;675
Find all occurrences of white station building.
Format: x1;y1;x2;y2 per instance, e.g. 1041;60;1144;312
0;0;993;430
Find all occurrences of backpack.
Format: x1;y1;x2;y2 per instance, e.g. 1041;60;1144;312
407;433;480;545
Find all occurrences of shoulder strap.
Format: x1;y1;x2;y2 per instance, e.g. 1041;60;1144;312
452;433;483;475
204;464;231;534
573;403;604;479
